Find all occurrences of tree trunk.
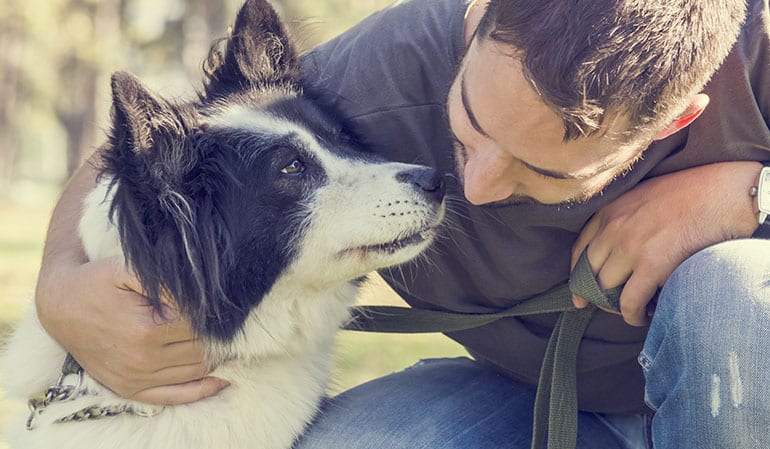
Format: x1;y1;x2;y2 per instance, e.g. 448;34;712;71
0;14;24;191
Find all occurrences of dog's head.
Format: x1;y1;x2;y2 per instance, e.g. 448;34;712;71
90;0;445;343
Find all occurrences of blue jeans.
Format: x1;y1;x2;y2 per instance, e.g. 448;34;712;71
640;239;770;448
294;240;770;448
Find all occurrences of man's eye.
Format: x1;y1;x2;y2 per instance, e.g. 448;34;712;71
280;159;305;175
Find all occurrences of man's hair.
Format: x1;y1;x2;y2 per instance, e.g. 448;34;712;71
477;0;748;141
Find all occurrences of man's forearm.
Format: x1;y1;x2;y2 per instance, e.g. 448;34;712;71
35;150;100;325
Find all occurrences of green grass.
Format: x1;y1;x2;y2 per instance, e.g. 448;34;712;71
0;196;52;323
331;275;468;393
0;190;467;441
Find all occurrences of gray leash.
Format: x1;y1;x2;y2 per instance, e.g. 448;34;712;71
343;249;622;449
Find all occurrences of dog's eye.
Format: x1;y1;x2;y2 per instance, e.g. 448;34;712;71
280;159;305;175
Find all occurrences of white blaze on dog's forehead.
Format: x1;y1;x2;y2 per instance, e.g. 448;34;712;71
208;105;298;135
206;105;349;167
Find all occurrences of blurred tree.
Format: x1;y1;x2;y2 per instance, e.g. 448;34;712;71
54;0;120;177
0;1;27;192
0;0;393;197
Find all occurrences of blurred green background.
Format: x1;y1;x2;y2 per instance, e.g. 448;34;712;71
0;0;467;441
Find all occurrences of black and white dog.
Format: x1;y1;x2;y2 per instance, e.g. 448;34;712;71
1;1;445;447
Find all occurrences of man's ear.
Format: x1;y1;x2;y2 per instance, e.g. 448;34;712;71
464;0;492;46
653;93;710;141
202;0;298;100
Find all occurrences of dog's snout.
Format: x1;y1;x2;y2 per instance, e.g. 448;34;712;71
396;167;446;203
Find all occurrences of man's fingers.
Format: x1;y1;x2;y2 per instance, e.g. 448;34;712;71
572;295;589;308
150;361;210;383
158;339;206;367
131;377;230;405
593;248;632;292
570;216;602;270
573;247;629;313
118;340;205;378
618;273;659;327
98;361;214;399
571;218;604;309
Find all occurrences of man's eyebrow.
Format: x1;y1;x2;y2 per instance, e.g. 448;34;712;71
460;70;491;138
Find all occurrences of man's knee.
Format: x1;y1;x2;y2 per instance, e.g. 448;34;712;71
643;239;770;447
643;239;770;361
659;239;770;320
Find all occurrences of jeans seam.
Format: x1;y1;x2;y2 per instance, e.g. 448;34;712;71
644;413;654;449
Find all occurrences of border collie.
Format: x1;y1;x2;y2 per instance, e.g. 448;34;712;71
1;1;445;447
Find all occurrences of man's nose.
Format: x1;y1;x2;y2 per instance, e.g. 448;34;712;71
462;155;516;205
464;172;515;206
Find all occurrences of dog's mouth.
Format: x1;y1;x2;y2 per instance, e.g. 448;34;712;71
348;226;438;256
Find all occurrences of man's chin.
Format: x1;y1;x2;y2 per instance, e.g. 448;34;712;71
460;185;599;207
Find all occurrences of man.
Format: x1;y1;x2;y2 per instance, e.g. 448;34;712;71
35;0;770;447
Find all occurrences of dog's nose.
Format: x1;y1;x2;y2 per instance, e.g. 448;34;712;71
397;167;446;203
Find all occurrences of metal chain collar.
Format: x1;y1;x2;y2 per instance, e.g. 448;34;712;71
53;403;138;424
27;369;84;430
26;357;161;430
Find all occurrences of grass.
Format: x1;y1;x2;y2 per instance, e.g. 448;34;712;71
331;277;468;394
0;186;467;442
0;194;53;322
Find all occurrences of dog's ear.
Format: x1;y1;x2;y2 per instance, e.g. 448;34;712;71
110;71;188;156
202;0;299;99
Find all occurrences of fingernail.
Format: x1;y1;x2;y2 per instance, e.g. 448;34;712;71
572;295;583;308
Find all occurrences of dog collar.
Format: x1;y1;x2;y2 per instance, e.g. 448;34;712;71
26;354;84;430
26;354;161;430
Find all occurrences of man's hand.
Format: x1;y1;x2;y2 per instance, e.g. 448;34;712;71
36;256;229;404
571;161;761;326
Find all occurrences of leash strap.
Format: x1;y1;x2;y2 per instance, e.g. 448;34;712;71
343;249;622;449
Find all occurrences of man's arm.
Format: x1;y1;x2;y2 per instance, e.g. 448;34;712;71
35;152;228;404
571;161;762;325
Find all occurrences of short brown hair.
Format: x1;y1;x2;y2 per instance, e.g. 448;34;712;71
477;0;748;141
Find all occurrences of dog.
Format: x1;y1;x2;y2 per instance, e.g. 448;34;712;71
0;0;445;447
